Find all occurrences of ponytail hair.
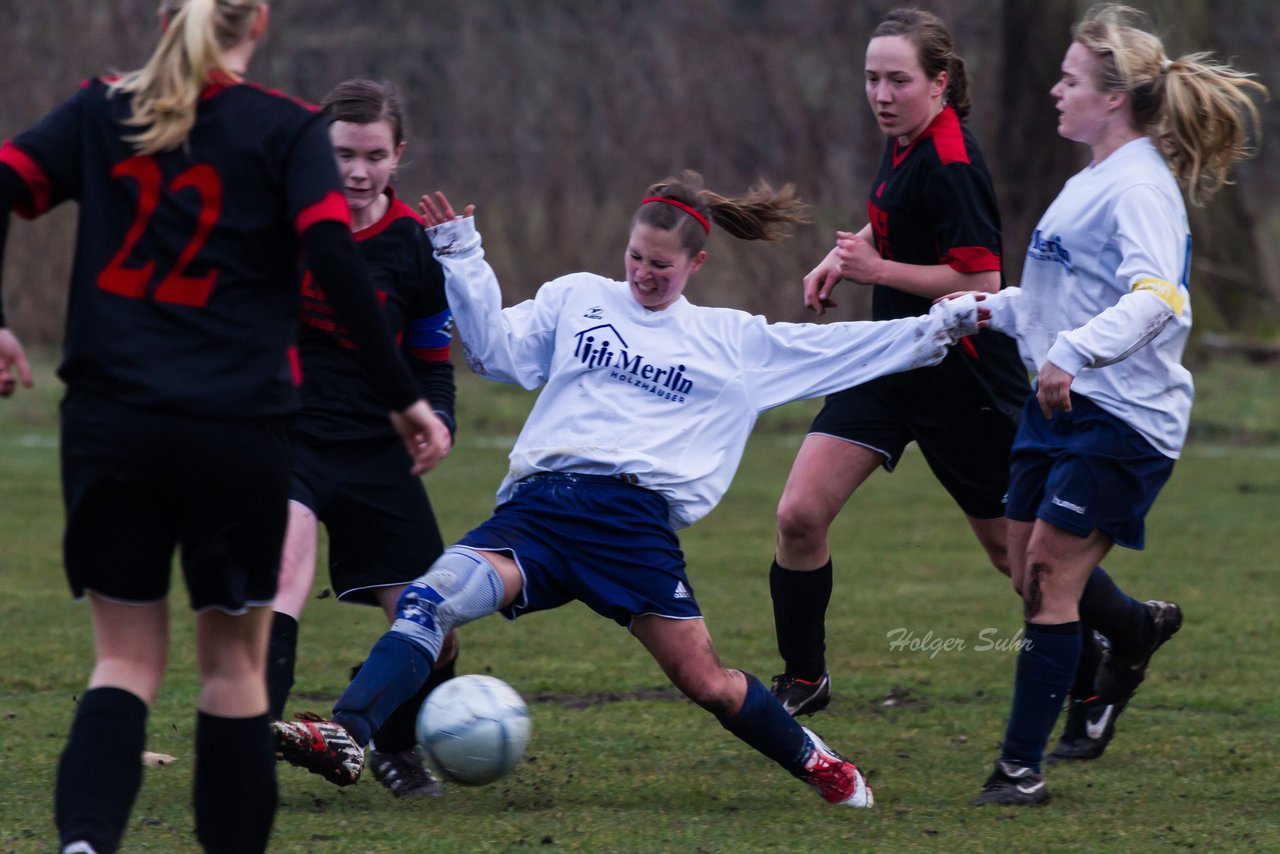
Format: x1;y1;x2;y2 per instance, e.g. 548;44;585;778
1074;3;1269;204
633;170;810;256
109;0;263;154
872;8;971;121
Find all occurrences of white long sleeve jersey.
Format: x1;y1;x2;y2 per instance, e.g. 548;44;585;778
986;137;1193;458
427;216;978;528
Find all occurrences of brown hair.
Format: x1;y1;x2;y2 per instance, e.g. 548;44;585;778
632;170;809;256
109;0;264;154
320;79;408;145
871;8;971;121
1074;4;1269;204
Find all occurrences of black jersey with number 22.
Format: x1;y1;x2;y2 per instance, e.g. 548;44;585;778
0;76;350;417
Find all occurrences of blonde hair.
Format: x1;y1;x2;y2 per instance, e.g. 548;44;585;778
1075;4;1269;204
109;0;263;154
634;170;810;256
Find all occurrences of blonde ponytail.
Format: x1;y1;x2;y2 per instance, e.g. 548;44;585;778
1074;4;1269;205
108;0;261;155
1157;56;1268;204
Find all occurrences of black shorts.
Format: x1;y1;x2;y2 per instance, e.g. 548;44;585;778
290;434;445;606
808;362;1020;519
60;388;291;613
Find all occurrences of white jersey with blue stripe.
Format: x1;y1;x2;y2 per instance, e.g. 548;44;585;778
426;216;977;528
985;136;1193;458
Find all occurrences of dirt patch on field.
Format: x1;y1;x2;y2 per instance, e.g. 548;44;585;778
531;687;686;709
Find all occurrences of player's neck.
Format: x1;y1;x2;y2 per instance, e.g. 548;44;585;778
351;191;390;232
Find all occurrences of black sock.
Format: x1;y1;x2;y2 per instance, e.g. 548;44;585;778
371;652;457;753
265;612;298;720
1000;622;1081;772
1072;623;1103;700
194;712;276;854
1078;566;1152;653
55;687;148;854
769;559;833;681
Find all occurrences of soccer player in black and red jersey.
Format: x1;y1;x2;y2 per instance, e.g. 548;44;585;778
767;9;1179;770
267;78;462;799
0;2;448;852
767;8;1029;718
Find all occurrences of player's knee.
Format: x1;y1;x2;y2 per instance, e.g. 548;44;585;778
775;498;824;546
393;547;503;640
988;550;1013;578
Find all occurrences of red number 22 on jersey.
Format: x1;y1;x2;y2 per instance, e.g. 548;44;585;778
97;155;223;307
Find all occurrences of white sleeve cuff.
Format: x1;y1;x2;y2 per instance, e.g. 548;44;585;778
425;216;482;257
1046;337;1090;377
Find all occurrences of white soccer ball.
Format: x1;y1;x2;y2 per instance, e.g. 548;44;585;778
416;674;531;786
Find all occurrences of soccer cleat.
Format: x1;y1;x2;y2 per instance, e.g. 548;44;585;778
1046;694;1119;762
1096;600;1182;706
797;727;873;808
272;715;364;787
369;748;443;798
972;759;1051;806
770;672;832;717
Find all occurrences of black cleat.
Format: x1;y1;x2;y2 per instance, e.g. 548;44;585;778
1047;694;1121;762
369;748;443;798
972;759;1051;806
770;671;831;717
1096;600;1182;705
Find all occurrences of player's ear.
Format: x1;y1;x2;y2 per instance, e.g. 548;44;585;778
250;3;270;41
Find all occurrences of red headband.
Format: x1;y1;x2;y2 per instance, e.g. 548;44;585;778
641;196;711;234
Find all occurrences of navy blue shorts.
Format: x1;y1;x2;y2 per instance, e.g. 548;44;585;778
458;473;702;627
60;388;291;612
291;434;444;605
1005;393;1174;549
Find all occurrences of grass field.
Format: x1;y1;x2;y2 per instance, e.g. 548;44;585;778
2;354;1278;852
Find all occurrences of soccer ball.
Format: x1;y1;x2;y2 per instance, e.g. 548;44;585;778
416;674;531;786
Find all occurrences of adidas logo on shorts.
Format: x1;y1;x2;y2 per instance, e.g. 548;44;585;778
674;581;691;600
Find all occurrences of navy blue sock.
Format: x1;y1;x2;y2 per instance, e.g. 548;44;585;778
716;673;811;775
371;651;457;753
770;559;833;681
1000;622;1081;772
1078;566;1151;653
194;712;276;854
333;633;434;746
55;687;148;854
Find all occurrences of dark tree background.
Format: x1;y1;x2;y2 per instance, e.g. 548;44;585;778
2;0;1276;345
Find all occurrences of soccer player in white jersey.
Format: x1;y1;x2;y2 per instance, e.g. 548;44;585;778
962;5;1267;806
271;170;989;808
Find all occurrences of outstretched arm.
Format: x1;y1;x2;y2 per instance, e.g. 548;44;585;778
419;192;564;391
